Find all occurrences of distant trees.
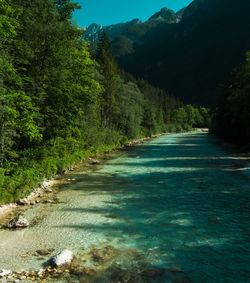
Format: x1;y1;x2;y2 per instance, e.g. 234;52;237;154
115;80;144;138
172;105;211;130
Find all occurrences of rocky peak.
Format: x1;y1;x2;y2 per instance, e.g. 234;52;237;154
84;23;103;40
148;7;181;23
84;19;141;43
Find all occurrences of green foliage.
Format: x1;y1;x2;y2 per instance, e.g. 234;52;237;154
96;31;120;128
0;94;16;167
171;105;211;130
212;51;250;149
112;35;134;57
115;80;144;138
0;0;212;204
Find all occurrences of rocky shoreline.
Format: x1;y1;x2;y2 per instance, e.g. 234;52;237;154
0;132;191;283
0;133;165;222
0;179;57;228
0;246;191;282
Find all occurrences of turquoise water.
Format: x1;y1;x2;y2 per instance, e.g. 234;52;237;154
93;132;250;282
0;132;249;282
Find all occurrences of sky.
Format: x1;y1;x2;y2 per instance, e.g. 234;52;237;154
73;0;193;28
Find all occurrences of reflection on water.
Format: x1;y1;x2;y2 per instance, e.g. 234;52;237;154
0;133;249;282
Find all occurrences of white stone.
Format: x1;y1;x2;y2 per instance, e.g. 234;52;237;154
7;215;29;228
37;269;44;276
39;180;53;189
50;250;74;267
0;269;12;278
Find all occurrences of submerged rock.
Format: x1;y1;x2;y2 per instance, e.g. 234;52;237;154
173;277;193;283
141;267;166;278
36;249;54;256
7;215;29;229
49;250;74;267
91;246;117;262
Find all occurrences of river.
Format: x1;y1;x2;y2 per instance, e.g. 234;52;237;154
0;132;249;282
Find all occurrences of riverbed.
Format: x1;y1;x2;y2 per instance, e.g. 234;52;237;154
0;132;249;282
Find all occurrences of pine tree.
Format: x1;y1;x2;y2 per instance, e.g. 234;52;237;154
96;31;119;128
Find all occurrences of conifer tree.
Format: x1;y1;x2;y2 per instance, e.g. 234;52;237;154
96;31;119;128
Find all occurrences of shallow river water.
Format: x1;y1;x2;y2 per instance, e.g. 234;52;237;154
0;133;249;282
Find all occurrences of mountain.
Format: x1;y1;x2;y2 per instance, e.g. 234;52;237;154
148;7;182;23
85;0;250;106
84;7;185;48
110;0;250;106
84;19;141;49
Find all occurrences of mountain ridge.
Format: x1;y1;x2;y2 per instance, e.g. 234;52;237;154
85;0;250;106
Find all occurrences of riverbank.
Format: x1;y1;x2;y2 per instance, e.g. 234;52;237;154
0;133;165;225
1;129;248;224
0;132;249;282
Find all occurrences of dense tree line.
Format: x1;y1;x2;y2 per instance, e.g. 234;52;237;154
0;0;210;204
212;51;250;150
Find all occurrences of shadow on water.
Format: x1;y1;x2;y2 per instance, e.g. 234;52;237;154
55;133;249;282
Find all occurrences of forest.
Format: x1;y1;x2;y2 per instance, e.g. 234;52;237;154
0;0;210;204
212;51;250;151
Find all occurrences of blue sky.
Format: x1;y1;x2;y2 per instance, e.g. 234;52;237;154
73;0;193;28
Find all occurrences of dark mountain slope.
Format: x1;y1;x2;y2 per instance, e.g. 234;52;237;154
84;19;141;50
112;0;250;106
